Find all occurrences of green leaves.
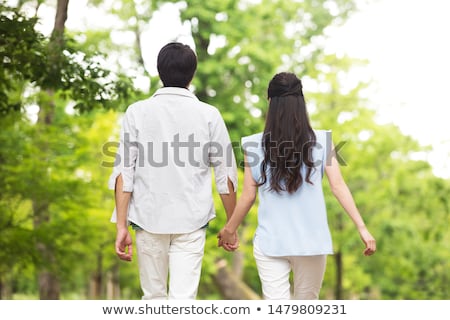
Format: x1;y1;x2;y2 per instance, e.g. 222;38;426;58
0;4;43;113
0;3;136;114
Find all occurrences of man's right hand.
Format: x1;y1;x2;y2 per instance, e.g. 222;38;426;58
115;228;133;261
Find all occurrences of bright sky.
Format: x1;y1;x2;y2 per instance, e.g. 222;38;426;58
29;0;450;179
325;0;450;178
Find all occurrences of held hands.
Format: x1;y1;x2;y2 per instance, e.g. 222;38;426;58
115;228;133;261
358;226;376;256
217;227;239;252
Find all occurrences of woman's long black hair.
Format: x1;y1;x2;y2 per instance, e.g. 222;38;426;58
259;72;316;194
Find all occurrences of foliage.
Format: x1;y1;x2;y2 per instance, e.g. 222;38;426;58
0;1;138;299
0;2;136;114
307;53;450;299
0;0;449;300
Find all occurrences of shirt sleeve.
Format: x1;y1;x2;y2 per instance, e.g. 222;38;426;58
107;107;138;192
241;134;263;183
209;110;238;194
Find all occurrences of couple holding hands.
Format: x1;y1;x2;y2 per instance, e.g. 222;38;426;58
110;42;376;300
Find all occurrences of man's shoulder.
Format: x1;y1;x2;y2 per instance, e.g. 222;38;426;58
196;99;221;114
124;98;150;114
188;100;227;125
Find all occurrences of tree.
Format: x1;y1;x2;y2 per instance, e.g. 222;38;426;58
305;53;450;299
0;1;136;299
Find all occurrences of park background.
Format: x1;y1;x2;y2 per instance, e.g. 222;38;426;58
0;0;449;300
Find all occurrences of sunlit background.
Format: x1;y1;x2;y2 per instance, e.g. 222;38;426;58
31;0;450;178
2;0;449;301
325;0;450;179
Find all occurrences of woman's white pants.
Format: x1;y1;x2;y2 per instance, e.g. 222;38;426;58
253;241;327;300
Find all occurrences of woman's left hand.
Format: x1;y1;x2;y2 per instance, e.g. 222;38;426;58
218;228;239;251
359;226;376;256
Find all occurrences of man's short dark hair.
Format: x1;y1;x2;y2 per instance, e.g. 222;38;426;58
157;42;197;88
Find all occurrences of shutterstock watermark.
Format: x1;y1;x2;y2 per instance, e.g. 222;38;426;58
101;132;347;169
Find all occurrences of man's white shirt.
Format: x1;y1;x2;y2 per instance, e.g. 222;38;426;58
109;87;237;234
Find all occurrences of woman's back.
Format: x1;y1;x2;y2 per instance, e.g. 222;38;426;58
242;129;333;256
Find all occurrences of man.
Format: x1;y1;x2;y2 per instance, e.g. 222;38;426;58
108;42;237;299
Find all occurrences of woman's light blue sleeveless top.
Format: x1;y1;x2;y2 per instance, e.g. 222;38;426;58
242;130;334;257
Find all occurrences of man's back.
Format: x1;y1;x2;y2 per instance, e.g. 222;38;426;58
110;87;237;234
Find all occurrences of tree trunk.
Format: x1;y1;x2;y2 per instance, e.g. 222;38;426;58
53;0;69;36
335;251;343;300
38;272;60;300
334;211;344;299
231;251;244;279
106;263;121;299
89;252;103;299
34;0;69;300
0;276;12;299
213;259;260;300
33;200;60;300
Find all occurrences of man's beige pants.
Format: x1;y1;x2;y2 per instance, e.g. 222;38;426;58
135;228;206;300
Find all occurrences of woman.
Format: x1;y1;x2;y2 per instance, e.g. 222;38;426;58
218;72;376;300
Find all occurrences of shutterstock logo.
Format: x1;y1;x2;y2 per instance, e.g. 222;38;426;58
101;132;347;168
